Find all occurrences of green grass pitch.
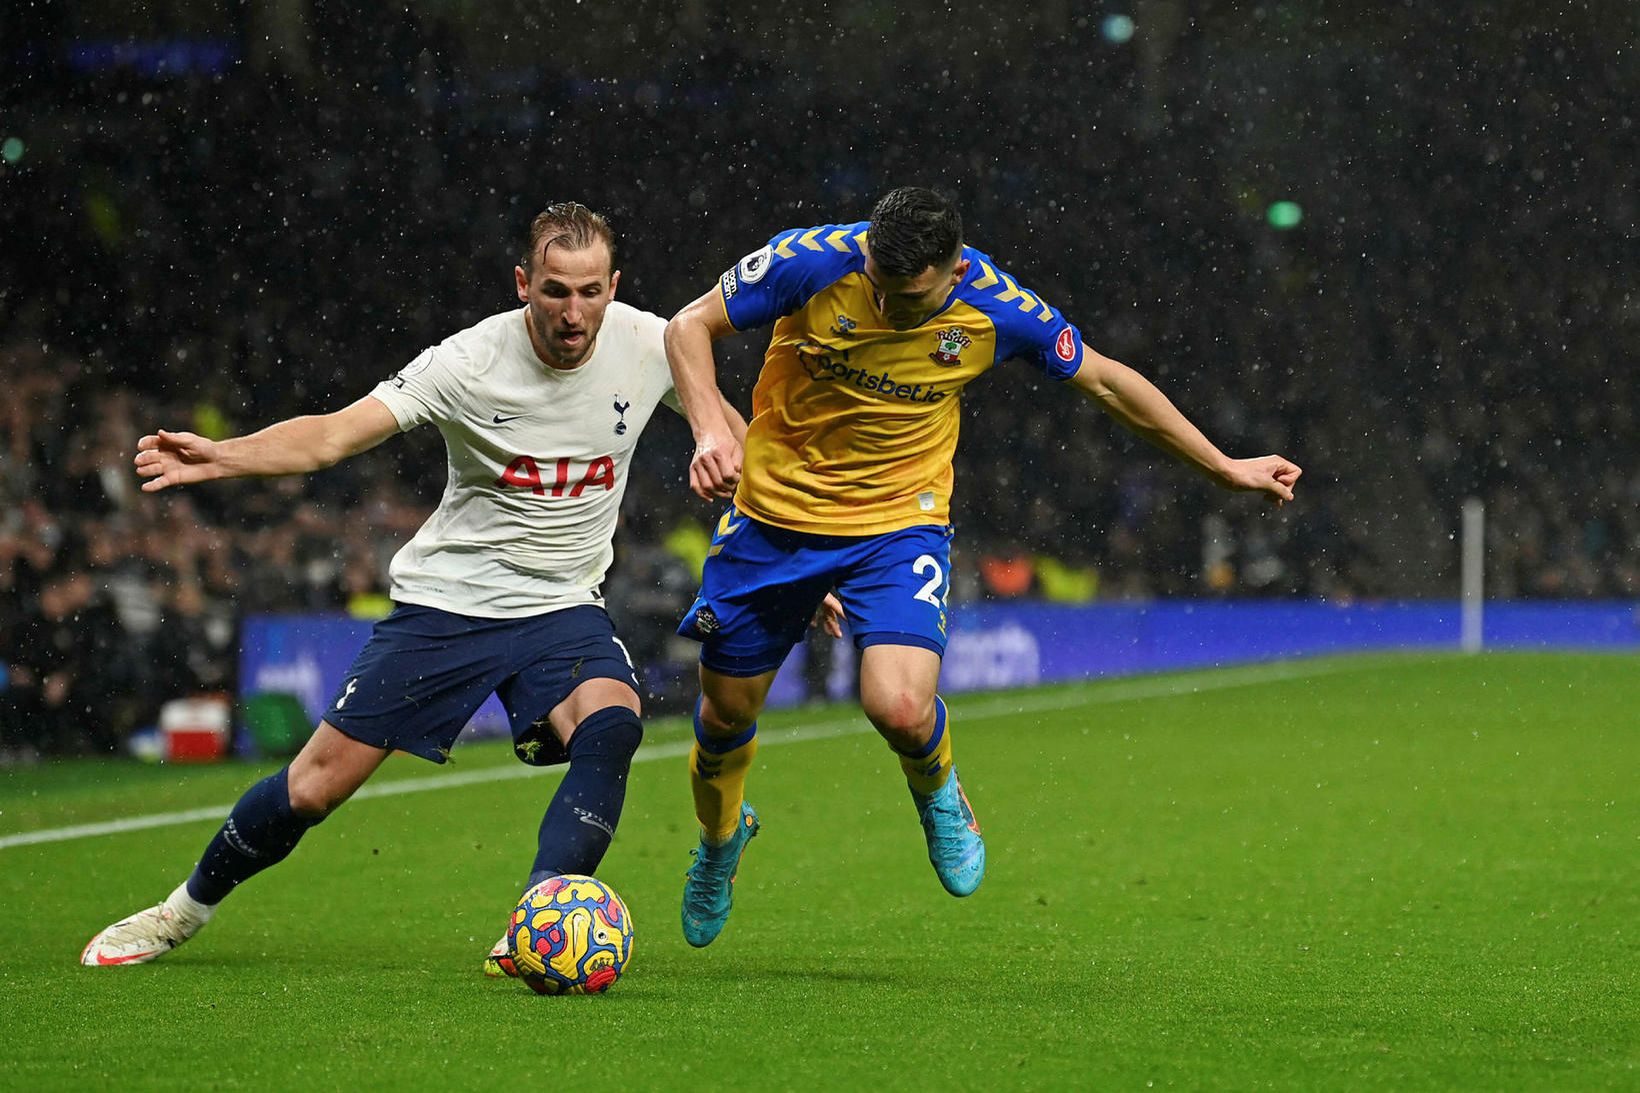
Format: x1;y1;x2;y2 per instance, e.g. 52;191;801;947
2;652;1636;1090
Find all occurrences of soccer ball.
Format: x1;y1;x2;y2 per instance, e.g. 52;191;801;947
506;875;634;995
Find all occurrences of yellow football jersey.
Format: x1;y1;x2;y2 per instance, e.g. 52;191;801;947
718;221;1084;535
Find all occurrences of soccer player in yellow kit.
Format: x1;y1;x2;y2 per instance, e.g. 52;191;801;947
665;187;1302;946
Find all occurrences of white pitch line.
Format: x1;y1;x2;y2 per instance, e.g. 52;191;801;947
0;658;1366;851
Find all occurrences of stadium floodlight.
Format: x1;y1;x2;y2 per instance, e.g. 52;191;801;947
1266;201;1303;229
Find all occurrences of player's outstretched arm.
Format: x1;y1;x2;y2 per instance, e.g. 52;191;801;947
665;288;743;500
134;395;401;492
1067;345;1302;506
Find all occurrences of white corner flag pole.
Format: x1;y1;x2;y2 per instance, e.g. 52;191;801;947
1460;498;1485;653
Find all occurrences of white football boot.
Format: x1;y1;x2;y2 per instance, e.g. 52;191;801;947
80;883;215;966
482;923;518;979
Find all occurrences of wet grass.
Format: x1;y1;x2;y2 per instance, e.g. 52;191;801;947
3;652;1636;1090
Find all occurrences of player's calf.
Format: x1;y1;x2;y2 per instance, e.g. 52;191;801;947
525;707;642;886
188;766;324;905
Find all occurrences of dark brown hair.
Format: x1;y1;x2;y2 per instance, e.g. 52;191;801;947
868;187;962;277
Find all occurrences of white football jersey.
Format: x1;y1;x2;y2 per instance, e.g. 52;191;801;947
369;302;681;618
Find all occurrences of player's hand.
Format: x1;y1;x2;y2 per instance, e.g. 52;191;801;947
1221;455;1303;507
134;429;221;492
811;592;845;639
689;432;743;501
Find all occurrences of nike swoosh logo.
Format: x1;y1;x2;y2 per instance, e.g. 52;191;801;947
574;809;615;836
94;950;158;965
492;413;524;424
576;814;615;836
84;945;167;965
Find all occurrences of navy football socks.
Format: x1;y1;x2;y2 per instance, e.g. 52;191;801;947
186;767;320;906
184;711;642;906
526;707;643;888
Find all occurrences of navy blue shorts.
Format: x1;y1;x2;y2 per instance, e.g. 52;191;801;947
323;603;640;765
677;506;953;677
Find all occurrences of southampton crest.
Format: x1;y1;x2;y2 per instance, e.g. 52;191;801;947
928;327;972;367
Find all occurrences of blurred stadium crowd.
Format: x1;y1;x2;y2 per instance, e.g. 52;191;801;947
2;6;1633;757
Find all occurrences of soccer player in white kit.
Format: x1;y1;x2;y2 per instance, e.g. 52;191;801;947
81;203;739;973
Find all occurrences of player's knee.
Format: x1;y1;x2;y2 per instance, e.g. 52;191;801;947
284;766;346;819
568;706;643;761
698;691;760;735
863;689;935;749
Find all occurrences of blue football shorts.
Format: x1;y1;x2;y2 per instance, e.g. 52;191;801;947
323;602;640;765
677;505;954;677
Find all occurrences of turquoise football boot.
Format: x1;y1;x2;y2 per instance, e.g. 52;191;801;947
912;768;986;896
682;802;760;947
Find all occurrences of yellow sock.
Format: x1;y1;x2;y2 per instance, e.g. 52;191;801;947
691;730;759;845
898;695;954;796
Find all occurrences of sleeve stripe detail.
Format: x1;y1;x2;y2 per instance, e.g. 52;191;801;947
996;273;1049;320
972;260;1059;322
772;225;865;261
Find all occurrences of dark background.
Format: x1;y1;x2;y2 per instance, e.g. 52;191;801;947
2;1;1636;753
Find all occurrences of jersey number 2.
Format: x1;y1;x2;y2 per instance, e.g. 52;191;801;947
912;555;945;608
